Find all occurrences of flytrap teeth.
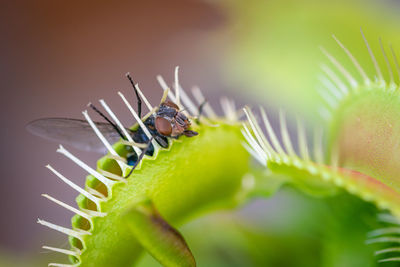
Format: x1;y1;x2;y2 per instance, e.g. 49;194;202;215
242;106;326;167
321;32;400;263
43;246;81;257
37;219;89;241
83;110;130;172
39;68;242;266
99;99;142;155
318;30;400;118
57;145;115;189
220;97;238;122
157;70;223;124
378;213;400;225
41;194;93;221
46;164;102;210
118;91;161;152
243;106;400;259
366;214;400;262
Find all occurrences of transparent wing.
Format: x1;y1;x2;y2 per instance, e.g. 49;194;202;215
26;118;125;153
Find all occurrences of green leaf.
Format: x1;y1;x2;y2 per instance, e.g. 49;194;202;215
123;198;196;267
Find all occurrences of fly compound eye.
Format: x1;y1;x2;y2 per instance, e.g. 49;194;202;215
163;100;180;110
155;117;172;136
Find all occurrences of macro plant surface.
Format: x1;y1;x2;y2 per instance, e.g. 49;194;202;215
217;0;400;120
36;29;400;266
243;30;400;264
36;69;250;267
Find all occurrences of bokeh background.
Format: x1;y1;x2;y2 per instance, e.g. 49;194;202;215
2;0;400;266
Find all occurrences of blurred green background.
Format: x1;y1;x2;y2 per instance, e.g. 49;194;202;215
215;0;400;122
2;0;400;266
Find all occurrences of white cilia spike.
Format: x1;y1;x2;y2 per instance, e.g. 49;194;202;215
366;236;400;245
379;38;394;86
85;187;107;200
230;99;238;119
165;69;194;118
243;107;276;156
41;194;92;221
106;154;127;163
296;119;310;161
313;127;324;164
230;99;236;112
176;84;198;116
37;219;90;241
157;74;196;118
242;122;270;160
99;99;142;155
174;66;181;107
318;75;343;100
82;110;128;172
332;34;371;85
390;45;400;83
279;110;296;157
191;86;217;118
118;92;160;151
241;126;269;162
221;97;238;121
317;88;338;109
259;106;285;155
80;208;107;218
135;84;153;112
375;247;400;256
321;64;349;95
159;86;170;105
46;165;101;209
57;145;115;188
242;141;266;166
379;213;400;225
320;46;358;88
156;75;177;103
120;139;147;149
368;227;400;237
360;28;384;83
318;106;332;121
241;142;261;163
42;245;80;257
243;108;325;167
48;262;79;267
378;257;400;263
98;169;125;182
220;98;229;118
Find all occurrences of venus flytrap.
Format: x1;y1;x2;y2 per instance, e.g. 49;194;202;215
243;106;400;214
243;31;400;263
36;69;250;267
35;29;400;266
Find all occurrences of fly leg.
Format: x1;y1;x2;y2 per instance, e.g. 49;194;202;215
126;73;143;118
124;137;153;178
88;103;126;140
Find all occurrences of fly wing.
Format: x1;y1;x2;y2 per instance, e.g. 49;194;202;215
26;118;125;153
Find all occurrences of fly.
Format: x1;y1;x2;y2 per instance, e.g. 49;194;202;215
27;74;198;169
